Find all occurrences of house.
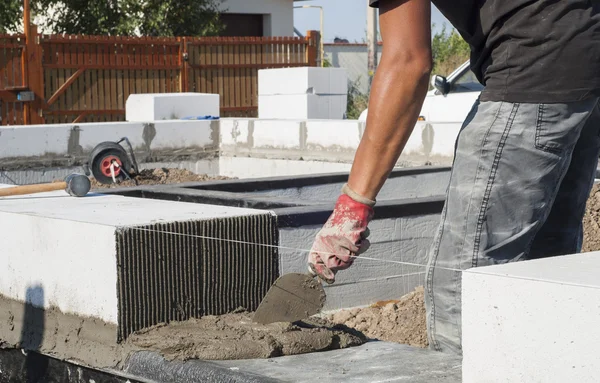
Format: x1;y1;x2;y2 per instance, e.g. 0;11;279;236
219;0;308;37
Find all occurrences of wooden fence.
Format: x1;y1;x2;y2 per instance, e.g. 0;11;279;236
0;28;319;125
0;34;26;125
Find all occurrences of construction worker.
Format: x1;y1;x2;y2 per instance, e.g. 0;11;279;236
307;0;600;354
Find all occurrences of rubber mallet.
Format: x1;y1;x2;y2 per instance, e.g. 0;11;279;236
0;174;91;198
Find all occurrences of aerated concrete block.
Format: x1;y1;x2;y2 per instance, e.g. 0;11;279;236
0;187;278;342
126;93;220;122
462;252;600;382
258;67;348;96
258;94;347;119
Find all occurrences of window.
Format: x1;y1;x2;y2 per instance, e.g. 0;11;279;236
219;14;264;37
450;69;484;93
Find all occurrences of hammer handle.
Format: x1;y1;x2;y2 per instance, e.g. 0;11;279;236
0;181;67;197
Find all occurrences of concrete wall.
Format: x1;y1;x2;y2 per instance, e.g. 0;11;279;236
220;0;294;36
0;119;219;183
324;44;383;95
220;118;456;167
0;117;456;182
462;252;600;382
280;213;439;310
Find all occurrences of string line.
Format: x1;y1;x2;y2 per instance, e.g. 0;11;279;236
130;226;463;272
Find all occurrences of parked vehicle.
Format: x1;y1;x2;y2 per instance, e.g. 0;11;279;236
359;60;483;126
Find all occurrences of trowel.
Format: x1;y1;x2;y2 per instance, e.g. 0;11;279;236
253;267;326;324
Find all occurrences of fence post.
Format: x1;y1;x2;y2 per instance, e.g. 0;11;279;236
306;30;320;67
180;37;189;93
23;24;44;125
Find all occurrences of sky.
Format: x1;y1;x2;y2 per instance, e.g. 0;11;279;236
293;1;450;43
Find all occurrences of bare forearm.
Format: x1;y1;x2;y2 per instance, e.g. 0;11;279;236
348;57;431;200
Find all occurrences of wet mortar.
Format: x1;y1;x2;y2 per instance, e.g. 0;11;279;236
126;311;366;361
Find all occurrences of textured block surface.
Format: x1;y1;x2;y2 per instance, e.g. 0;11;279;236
116;215;278;341
462;252;600;382
126;93;220;121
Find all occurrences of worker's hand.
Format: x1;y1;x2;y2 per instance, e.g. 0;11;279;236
308;184;375;284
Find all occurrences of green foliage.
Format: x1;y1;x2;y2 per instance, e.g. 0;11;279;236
0;0;22;33
431;23;470;77
137;0;224;37
27;0;223;36
346;77;369;120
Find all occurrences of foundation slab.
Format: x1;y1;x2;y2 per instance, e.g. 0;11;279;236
462;252;600;382
213;342;462;382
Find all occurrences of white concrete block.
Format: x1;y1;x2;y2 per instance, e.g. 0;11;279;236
125;93;220;122
0;187;265;324
218;157;353;179
220;118;251;147
259;94;345;120
252;120;302;149
329;68;349;95
258;67;348;96
0;120;217;160
462;252;600;383
78;120;216;152
305;120;360;150
0;125;72;157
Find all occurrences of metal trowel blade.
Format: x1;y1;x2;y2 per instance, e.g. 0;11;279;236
253;273;326;324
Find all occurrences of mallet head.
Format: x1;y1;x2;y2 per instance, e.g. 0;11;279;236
65;174;91;197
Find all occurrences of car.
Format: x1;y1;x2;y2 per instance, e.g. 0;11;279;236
358;60;483;127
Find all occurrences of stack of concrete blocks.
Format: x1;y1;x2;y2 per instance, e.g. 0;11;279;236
126;93;220;122
462;252;600;382
258;67;348;120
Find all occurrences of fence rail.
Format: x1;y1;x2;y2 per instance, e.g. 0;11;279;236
0;29;319;125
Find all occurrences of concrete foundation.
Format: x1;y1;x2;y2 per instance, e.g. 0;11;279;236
0;186;279;367
125;342;461;383
463;252;600;382
100;167;450;311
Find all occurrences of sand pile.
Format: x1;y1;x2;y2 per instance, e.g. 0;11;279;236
91;168;230;189
583;183;600;252
327;287;428;348
127;311;366;361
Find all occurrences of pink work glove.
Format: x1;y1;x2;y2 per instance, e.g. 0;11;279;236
308;184;375;284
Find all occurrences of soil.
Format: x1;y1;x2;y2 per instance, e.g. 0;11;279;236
583;184;600;252
90;168;231;189
326;287;428;348
127;311;366;361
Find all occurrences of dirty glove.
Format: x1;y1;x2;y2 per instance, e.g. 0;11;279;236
308;183;375;284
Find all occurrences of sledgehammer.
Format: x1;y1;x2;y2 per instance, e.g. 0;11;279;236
0;174;91;198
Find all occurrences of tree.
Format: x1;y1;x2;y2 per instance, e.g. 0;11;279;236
138;0;223;37
0;0;22;33
29;0;224;36
431;23;470;77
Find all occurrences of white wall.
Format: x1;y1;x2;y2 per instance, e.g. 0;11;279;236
325;44;384;94
220;0;294;36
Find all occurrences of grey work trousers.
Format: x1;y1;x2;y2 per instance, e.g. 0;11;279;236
425;96;600;354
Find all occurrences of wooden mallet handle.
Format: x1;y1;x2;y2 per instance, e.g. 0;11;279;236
0;181;67;197
0;174;91;198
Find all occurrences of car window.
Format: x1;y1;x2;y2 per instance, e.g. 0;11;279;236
450;69;484;93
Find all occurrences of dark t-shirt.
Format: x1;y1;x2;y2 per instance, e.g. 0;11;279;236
370;0;600;103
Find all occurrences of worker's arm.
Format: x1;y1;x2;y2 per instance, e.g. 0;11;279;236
349;0;432;200
307;0;432;283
